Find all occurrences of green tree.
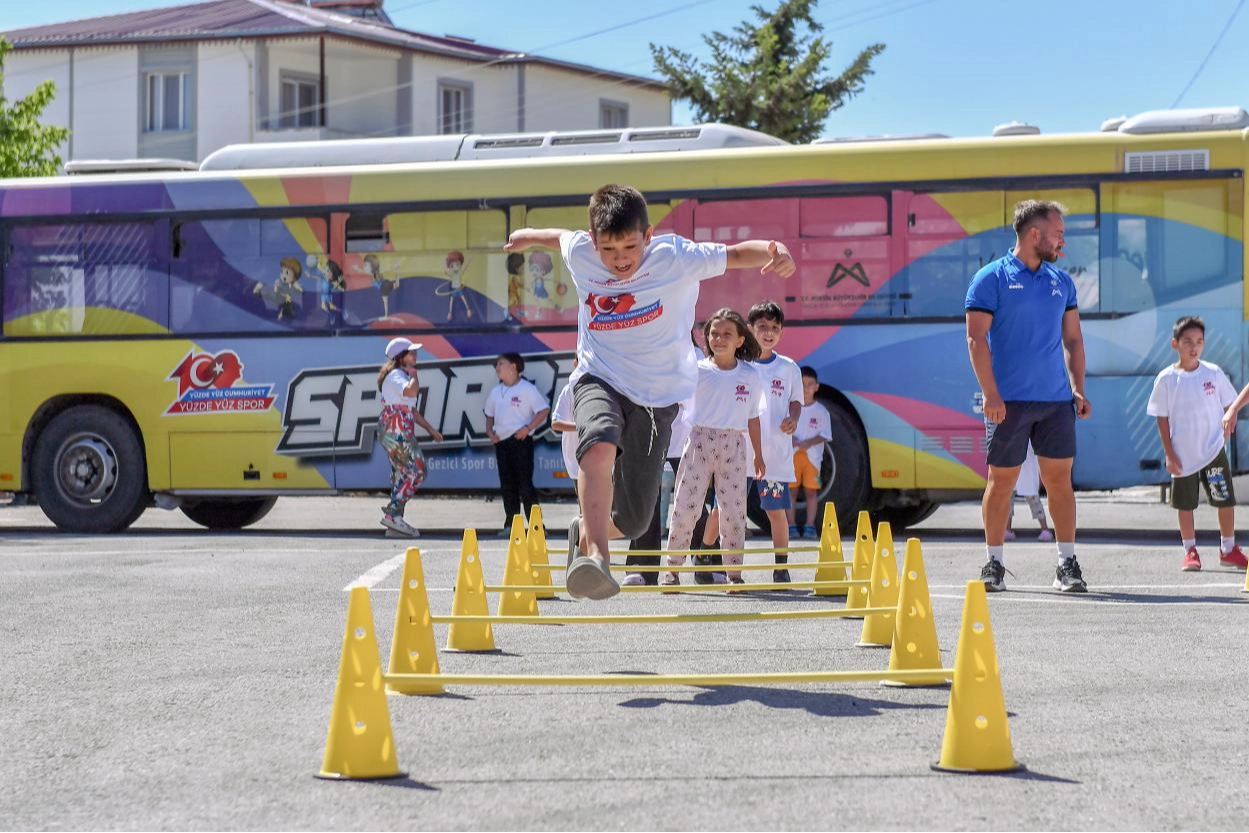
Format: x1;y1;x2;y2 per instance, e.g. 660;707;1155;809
650;0;885;144
0;36;71;178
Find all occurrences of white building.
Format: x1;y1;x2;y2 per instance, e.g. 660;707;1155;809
1;0;671;164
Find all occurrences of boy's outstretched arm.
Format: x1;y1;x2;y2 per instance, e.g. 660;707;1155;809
726;240;796;277
505;228;569;252
1223;382;1249;436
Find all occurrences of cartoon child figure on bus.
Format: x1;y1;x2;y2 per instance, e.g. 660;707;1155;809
525;251;555;320
505;252;526;322
437;250;473;322
363;253;399;319
306;254;346;325
253;256;303;321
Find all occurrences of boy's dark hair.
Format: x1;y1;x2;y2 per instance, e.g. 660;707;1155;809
800;365;818;381
588;184;650;237
703;308;762;362
498;352;525;373
747;300;785;326
1012;199;1066;236
506;252;525;274
1172;315;1206;341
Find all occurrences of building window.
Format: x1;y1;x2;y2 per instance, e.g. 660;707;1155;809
600;100;629;129
145;72;190;132
438;81;473;134
279;75;321;129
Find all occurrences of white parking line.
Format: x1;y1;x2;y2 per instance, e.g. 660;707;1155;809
342;552;410;591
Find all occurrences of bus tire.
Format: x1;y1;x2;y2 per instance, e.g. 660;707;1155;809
873;500;940;530
181;497;278;530
32;405;149;533
746;399;871;534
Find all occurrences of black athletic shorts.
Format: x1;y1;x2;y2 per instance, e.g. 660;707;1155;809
984;400;1076;468
1170;448;1236;511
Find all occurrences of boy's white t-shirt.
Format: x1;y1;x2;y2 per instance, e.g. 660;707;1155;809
560;231;728;407
1145;360;1237;476
552;382;578;479
484;378;549;440
793;401;832;467
690;358;766;431
381;368;417;407
667;398;695;458
752;353;804;482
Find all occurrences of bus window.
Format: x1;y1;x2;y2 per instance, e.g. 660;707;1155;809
170;216;327;333
1100;180;1241;312
691;198;799;320
903;191;1008;317
519;205;586;324
1006;188;1099;312
794;195;893;319
338;208;507;328
3;220;169;337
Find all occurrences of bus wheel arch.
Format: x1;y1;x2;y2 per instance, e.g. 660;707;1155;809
27;398;151;533
180;497;278;530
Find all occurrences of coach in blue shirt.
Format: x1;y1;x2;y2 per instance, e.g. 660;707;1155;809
966;200;1092;594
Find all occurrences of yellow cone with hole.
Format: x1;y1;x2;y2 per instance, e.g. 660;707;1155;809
527;505;556;600
386;548;443;695
932;580;1021;773
497;514;538;617
447;529;496;652
844;511;874;617
812;501;848;597
317;586;406;780
857;521;899;647
883;538;949;686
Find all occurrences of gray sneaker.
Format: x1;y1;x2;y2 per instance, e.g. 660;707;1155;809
980;558;1006;592
567;516;582;568
1053;556;1088;593
567;555;619;600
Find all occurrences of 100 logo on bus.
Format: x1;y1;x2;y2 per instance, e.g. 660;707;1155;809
275;352;574;457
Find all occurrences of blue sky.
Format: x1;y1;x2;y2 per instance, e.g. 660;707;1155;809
5;0;1248;138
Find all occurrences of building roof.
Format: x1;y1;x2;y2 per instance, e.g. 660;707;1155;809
2;0;666;90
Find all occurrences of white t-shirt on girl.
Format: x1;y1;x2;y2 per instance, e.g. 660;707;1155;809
560;230;728;408
484;378;549;440
381;368;417;407
552;382;578;479
690;358;765;431
794;402;832;468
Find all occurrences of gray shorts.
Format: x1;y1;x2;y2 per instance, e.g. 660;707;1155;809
573;374;677;539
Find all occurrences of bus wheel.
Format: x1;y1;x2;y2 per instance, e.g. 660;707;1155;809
181;497;278;530
873;500;940;530
32;405;149;533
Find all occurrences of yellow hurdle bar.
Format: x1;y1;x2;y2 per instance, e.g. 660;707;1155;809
384;667;956;687
483;579;869;593
428;606;893;625
531;561;851;573
546;545;823;556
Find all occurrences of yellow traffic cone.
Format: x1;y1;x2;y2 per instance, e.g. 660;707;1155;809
932;580;1022;773
316;586;406;780
812;501;848;597
497;514;538;617
527;505;557;600
844;511;875;618
385;548;443;695
446;530;496;652
857;521;899;647
883;538;949;687
1243;565;1248;594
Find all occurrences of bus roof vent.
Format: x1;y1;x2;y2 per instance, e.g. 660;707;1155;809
1118;106;1249;134
550;132;623;146
1100;115;1128;132
469;136;545;150
992;121;1041;137
628;127;703;142
66;158;199;174
457;124;786;159
1124;149;1210;174
201;135;467;170
811;133;949;144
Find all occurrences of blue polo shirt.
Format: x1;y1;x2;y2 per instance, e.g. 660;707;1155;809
965;252;1078;402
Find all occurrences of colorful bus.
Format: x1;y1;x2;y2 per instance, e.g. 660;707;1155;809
1;112;1246;533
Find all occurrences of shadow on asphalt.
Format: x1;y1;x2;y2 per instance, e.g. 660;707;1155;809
1042;589;1247;605
615;685;946;718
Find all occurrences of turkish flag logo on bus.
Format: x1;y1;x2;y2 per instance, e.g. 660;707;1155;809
169;350;244;395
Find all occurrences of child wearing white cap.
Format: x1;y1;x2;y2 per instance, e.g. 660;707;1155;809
376;337;444;537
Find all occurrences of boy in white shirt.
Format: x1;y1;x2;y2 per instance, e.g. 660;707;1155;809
787;366;832;539
505;184;795;600
747;301;804;584
1146;315;1247;571
484;352;551;536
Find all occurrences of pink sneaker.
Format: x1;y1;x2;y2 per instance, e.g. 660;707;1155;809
1219;545;1248;570
1037;529;1054;542
1181;547;1202;572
